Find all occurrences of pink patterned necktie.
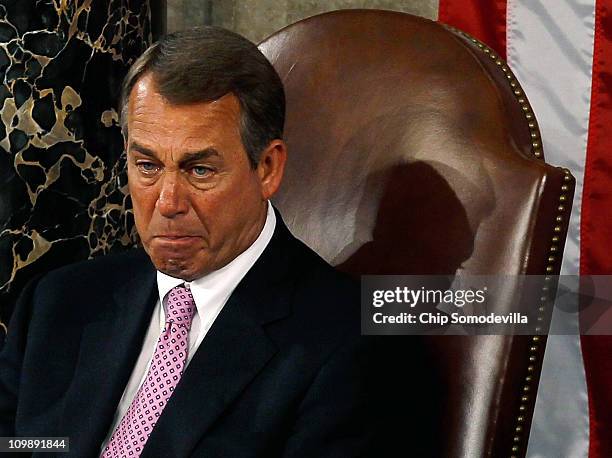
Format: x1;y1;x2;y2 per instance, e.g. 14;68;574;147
102;284;196;458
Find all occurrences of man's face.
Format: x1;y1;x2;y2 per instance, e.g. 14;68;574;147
126;74;282;280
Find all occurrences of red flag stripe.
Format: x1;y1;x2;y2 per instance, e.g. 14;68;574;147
581;0;612;456
438;0;507;58
581;2;612;275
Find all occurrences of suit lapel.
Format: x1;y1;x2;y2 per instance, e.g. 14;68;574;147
142;215;298;457
60;251;157;457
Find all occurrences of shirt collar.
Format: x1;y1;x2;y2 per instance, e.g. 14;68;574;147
156;202;276;316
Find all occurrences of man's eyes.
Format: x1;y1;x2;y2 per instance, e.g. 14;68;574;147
136;161;160;174
134;161;214;179
190;165;213;177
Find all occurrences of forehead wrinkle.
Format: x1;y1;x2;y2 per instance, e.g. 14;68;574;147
128;77;244;164
130;75;241;129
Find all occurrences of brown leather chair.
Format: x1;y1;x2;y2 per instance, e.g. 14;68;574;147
259;9;575;458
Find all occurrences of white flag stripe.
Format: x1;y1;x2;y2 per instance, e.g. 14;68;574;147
505;1;595;457
507;0;594;278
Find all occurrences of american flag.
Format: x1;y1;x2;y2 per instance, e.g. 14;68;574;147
438;1;611;457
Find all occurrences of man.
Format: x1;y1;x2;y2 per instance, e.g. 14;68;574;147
0;27;373;457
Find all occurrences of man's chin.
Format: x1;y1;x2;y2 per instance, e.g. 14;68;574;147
146;249;204;281
143;240;208;280
155;259;201;281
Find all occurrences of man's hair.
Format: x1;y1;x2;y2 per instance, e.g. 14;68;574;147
119;26;285;167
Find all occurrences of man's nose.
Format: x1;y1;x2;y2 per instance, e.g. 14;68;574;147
156;173;189;218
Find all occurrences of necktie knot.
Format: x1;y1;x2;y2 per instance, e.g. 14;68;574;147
165;284;196;330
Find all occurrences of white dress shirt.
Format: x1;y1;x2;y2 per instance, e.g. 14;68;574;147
100;203;276;451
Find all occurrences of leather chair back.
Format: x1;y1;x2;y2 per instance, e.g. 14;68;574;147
259;9;575;457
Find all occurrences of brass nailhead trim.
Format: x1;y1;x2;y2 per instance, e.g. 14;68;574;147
525;232;551;458
450;28;543;159
442;28;571;458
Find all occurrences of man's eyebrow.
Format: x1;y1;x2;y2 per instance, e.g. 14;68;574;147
179;148;220;165
128;142;157;158
127;144;220;164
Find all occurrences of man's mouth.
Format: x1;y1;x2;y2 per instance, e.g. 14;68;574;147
153;235;201;245
154;233;200;238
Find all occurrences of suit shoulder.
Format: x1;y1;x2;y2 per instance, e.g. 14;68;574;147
290;236;358;298
285;236;360;328
37;248;151;294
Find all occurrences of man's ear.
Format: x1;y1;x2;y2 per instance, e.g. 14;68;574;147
256;139;287;200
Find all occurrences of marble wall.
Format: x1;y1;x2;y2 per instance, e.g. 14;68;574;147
0;1;156;335
166;0;438;42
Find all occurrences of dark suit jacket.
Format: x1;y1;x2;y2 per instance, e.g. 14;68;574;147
0;215;378;457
